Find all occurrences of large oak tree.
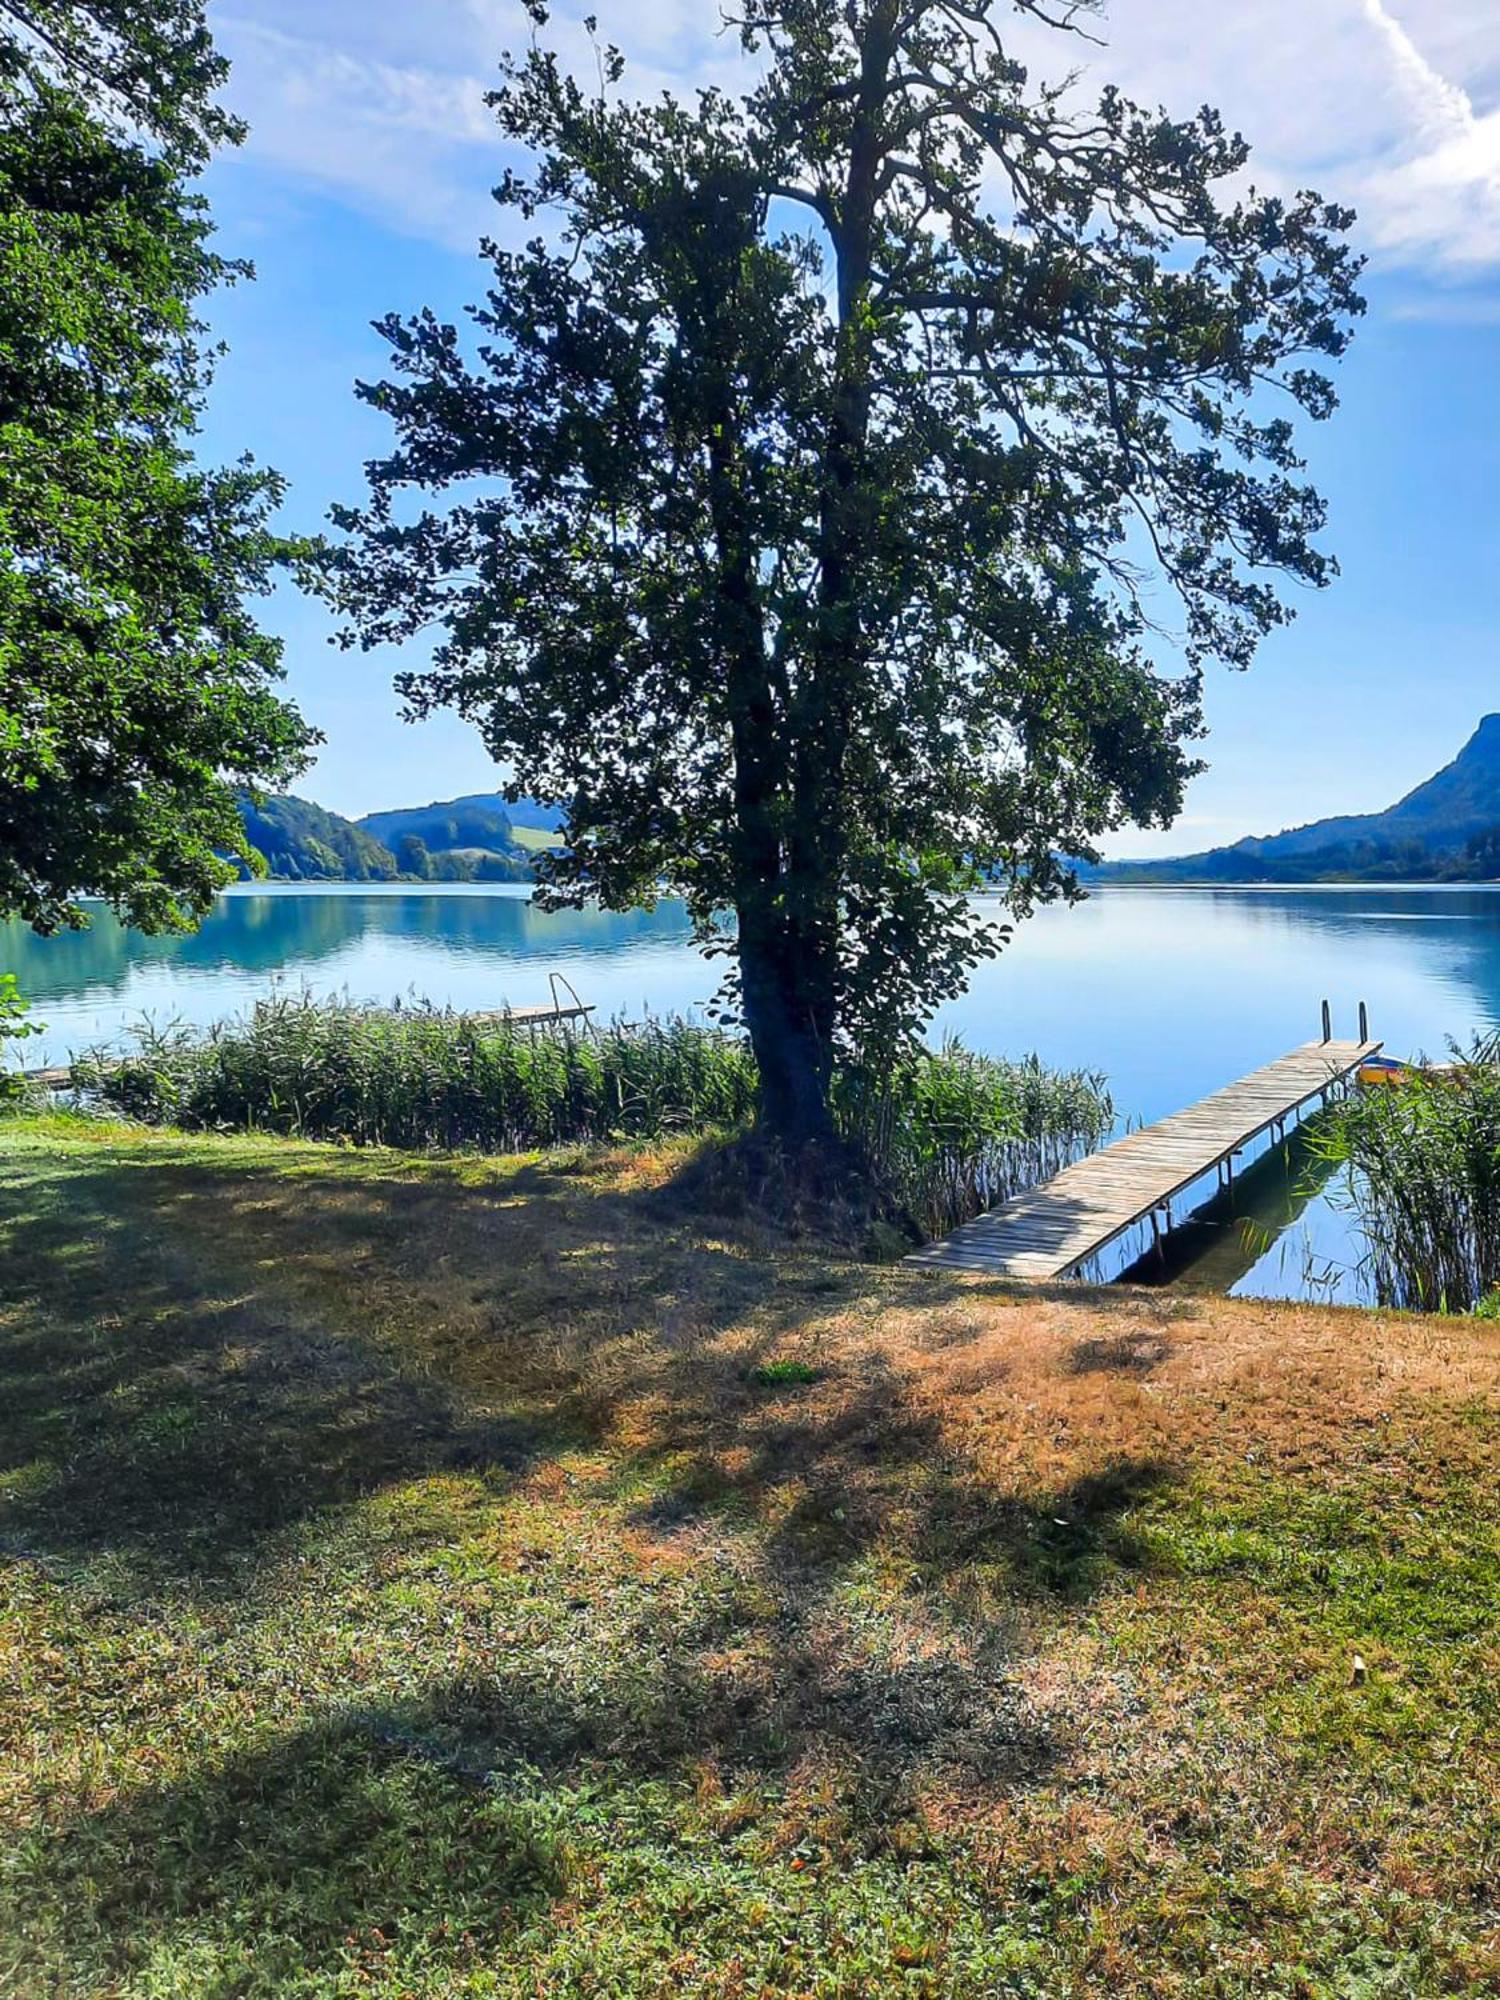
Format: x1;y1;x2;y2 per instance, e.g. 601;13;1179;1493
327;0;1362;1153
0;2;315;933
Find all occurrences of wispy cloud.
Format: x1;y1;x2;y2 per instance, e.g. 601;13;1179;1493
1342;0;1500;269
210;1;1500;285
213;12;506;246
1361;0;1476;137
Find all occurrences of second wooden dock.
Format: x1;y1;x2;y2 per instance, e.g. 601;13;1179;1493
906;1037;1381;1281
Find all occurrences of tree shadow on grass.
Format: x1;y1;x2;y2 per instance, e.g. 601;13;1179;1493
1067;1328;1174;1375
3;1132;1189;1989
0;1135;1184;1605
27;1711;565;1994
0;1158;554;1590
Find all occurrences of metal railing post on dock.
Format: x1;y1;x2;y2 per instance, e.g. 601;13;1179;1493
1359;999;1369;1043
1321;999;1332;1043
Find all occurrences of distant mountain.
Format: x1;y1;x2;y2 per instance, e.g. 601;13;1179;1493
238;794;401;883
358;792;562;850
1098;716;1500;883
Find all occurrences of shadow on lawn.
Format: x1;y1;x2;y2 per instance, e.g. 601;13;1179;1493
0;1135;1178;1598
3;1131;1185;1983
0;1157;550;1586
0;1139;823;1579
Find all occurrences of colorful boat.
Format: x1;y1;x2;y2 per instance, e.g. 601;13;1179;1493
1358;1056;1410;1087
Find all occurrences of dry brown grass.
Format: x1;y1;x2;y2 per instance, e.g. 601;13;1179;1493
3;1115;1497;1996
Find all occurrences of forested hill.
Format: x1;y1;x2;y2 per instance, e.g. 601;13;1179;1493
1098;715;1500;883
237;794;400;882
358;792;563;850
236;794;536;883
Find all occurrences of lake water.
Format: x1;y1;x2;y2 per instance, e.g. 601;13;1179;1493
8;882;1499;1301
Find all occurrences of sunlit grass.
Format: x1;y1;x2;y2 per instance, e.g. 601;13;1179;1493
1;1113;1496;1996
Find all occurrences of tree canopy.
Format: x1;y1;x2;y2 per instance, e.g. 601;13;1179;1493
326;0;1362;1151
0;0;315;934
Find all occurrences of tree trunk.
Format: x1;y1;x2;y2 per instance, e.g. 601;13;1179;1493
736;900;840;1154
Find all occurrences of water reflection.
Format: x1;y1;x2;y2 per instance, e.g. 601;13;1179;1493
0;886;712;1069
1116;1120;1351;1297
0;886;699;1005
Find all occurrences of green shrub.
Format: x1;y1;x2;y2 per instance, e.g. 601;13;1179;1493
0;974;42;1105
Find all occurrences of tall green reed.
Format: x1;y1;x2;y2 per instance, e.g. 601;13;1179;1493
83;996;759;1151
79;997;1113;1233
838;1041;1113;1238
1318;1038;1500;1312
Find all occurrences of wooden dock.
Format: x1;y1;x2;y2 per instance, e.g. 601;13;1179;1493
906;1037;1382;1282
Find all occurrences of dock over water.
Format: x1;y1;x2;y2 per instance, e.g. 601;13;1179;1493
907;1037;1381;1282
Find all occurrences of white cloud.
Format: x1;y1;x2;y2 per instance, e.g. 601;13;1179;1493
212;12;506;245
209;1;1500;282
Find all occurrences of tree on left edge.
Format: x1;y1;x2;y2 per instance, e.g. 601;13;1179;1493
0;1;317;934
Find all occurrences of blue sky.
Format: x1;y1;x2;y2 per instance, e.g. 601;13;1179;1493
199;1;1500;853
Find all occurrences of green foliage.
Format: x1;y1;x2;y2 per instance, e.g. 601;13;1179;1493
748;1357;823;1387
0;3;243;168
0;969;39;1100
360;794;519;853
837;1042;1114;1238
238;793;401;883
0;1;315;934
85;999;762;1151
1320;1044;1500;1311
323;0;1360;1147
393;832;431;878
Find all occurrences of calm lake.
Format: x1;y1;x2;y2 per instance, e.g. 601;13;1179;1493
9;881;1499;1302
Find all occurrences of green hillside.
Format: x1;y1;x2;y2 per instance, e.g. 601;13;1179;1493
237;794;401;883
359;792;563;853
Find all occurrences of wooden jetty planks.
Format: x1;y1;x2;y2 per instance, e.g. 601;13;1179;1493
462;1003;595;1029
906;1039;1382;1281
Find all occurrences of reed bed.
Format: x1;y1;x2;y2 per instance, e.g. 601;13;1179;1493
83;998;759;1152
1321;1043;1500;1312
79;997;1113;1236
838;1043;1114;1239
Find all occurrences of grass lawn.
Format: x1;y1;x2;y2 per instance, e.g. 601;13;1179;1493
1;1113;1496;1997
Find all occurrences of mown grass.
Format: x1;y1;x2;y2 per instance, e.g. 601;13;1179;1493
1;1111;1496;1997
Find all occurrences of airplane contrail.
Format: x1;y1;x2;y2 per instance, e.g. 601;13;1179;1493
1360;0;1475;139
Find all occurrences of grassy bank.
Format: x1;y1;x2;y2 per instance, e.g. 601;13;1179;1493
1;1113;1497;1996
79;999;1112;1238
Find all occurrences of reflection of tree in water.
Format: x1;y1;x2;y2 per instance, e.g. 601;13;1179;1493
1117;1121;1343;1296
1;891;700;1008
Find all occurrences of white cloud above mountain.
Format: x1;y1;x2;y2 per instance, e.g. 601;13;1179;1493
211;0;1500;284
